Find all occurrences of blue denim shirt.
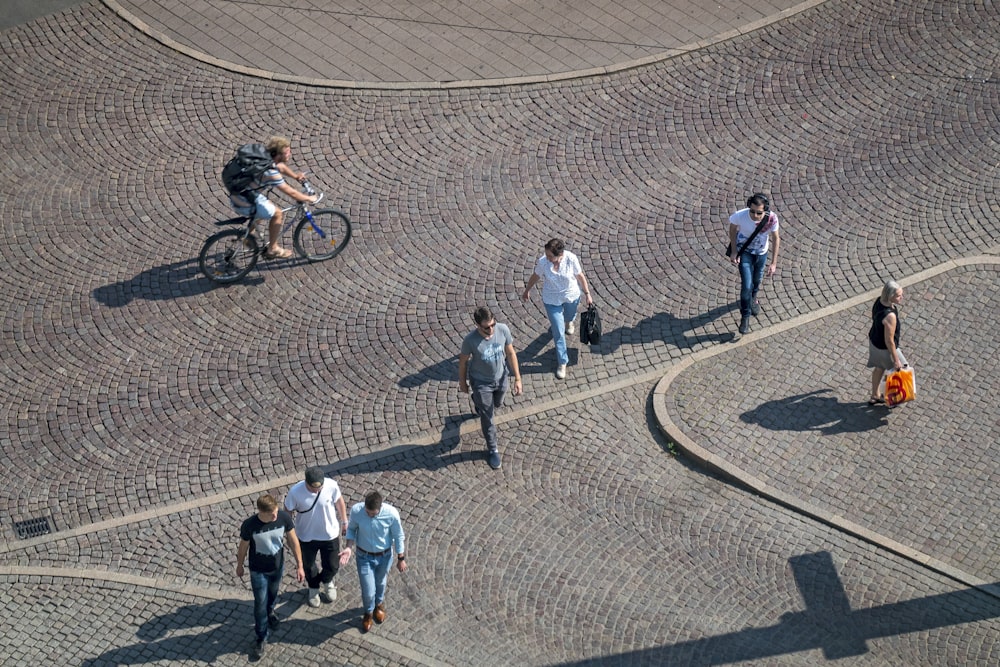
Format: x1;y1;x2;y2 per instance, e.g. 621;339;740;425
346;502;405;554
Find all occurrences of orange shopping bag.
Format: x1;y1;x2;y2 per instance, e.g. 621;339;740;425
884;366;916;407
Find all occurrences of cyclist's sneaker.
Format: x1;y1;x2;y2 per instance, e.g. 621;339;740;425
265;246;293;259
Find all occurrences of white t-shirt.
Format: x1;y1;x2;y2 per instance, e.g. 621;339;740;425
534;251;583;305
284;478;343;542
728;208;779;255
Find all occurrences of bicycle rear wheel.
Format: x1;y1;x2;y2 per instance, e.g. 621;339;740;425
199;229;259;283
293;208;352;262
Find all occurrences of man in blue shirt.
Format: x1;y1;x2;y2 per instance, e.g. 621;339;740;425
339;491;407;632
458;306;523;470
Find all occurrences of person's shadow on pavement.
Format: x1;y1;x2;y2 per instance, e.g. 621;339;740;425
740;389;889;435
316;413;485;475
82;595;357;664
591;304;738;356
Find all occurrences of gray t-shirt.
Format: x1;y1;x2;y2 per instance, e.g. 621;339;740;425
461;323;512;384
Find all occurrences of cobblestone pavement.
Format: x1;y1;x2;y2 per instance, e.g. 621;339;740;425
1;0;1000;664
656;259;1000;585
106;0;814;85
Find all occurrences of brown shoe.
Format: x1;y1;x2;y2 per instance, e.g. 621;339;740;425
373;603;386;624
361;613;373;632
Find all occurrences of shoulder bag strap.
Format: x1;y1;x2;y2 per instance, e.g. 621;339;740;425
296;481;325;514
736;211;771;257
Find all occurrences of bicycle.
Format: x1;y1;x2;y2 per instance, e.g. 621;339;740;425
199;179;352;284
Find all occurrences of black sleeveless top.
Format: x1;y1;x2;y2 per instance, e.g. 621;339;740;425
868;298;900;349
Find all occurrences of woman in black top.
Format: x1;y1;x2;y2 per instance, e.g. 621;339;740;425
867;280;905;404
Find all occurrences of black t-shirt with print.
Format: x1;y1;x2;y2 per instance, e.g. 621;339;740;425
240;511;295;573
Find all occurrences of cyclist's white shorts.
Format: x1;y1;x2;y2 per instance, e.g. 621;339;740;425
232;193;276;220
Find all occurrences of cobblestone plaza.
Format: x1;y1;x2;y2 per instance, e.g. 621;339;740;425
1;0;998;664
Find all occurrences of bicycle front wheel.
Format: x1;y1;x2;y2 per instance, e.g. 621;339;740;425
293;208;352;262
199;229;259;283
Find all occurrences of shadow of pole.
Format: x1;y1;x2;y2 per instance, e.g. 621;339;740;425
554;551;1000;666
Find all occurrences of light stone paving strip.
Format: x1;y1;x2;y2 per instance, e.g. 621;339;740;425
104;0;825;87
3;0;1000;663
4;260;997;599
655;255;1000;595
3;380;1000;664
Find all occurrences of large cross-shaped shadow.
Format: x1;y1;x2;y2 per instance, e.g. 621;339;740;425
556;551;1000;665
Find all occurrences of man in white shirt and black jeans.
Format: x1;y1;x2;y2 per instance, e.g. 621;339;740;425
284;466;348;607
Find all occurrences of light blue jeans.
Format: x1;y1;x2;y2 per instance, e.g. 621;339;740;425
544;298;580;366
357;549;393;614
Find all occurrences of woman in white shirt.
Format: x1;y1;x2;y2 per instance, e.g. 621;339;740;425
522;238;594;379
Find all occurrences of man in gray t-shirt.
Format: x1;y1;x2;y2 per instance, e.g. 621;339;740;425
458;306;523;470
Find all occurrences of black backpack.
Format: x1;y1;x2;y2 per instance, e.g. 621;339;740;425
221;144;273;195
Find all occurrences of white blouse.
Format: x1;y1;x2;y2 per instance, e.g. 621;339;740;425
534;251;583;305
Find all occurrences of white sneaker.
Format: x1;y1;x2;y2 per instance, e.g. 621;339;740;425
555;364;567;379
565;319;576;335
308;587;321;607
322;581;337;601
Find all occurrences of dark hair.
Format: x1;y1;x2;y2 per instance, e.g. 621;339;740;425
747;193;770;209
364;490;383;511
473;306;494;325
544;238;565;256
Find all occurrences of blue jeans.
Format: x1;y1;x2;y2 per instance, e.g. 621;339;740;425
249;565;282;641
544;298;580;366
471;374;508;452
738;252;768;317
357;549;393;614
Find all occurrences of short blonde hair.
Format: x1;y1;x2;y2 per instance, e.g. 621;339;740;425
265;136;290;159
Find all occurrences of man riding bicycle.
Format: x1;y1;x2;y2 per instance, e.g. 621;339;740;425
229;136;318;259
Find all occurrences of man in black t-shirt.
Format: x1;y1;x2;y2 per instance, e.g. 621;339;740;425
236;494;305;659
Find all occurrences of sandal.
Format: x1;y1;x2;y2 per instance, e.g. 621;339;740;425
868;396;885;405
264;246;293;260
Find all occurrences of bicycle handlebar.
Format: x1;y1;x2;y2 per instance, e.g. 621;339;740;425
301;179;323;204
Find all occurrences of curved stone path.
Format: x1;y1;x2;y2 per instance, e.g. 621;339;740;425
105;0;819;87
1;0;999;664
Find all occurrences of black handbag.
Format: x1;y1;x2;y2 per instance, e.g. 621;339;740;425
725;210;771;258
580;305;602;345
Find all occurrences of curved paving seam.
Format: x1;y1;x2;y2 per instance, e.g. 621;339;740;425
101;0;828;90
0;565;452;667
652;254;1000;602
0;364;667;556
7;255;1000;559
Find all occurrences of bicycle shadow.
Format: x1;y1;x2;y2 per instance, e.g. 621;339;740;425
590;304;738;356
740;389;889;435
92;256;263;306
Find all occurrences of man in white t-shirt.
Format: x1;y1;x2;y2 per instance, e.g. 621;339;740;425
284;466;348;607
728;193;781;335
